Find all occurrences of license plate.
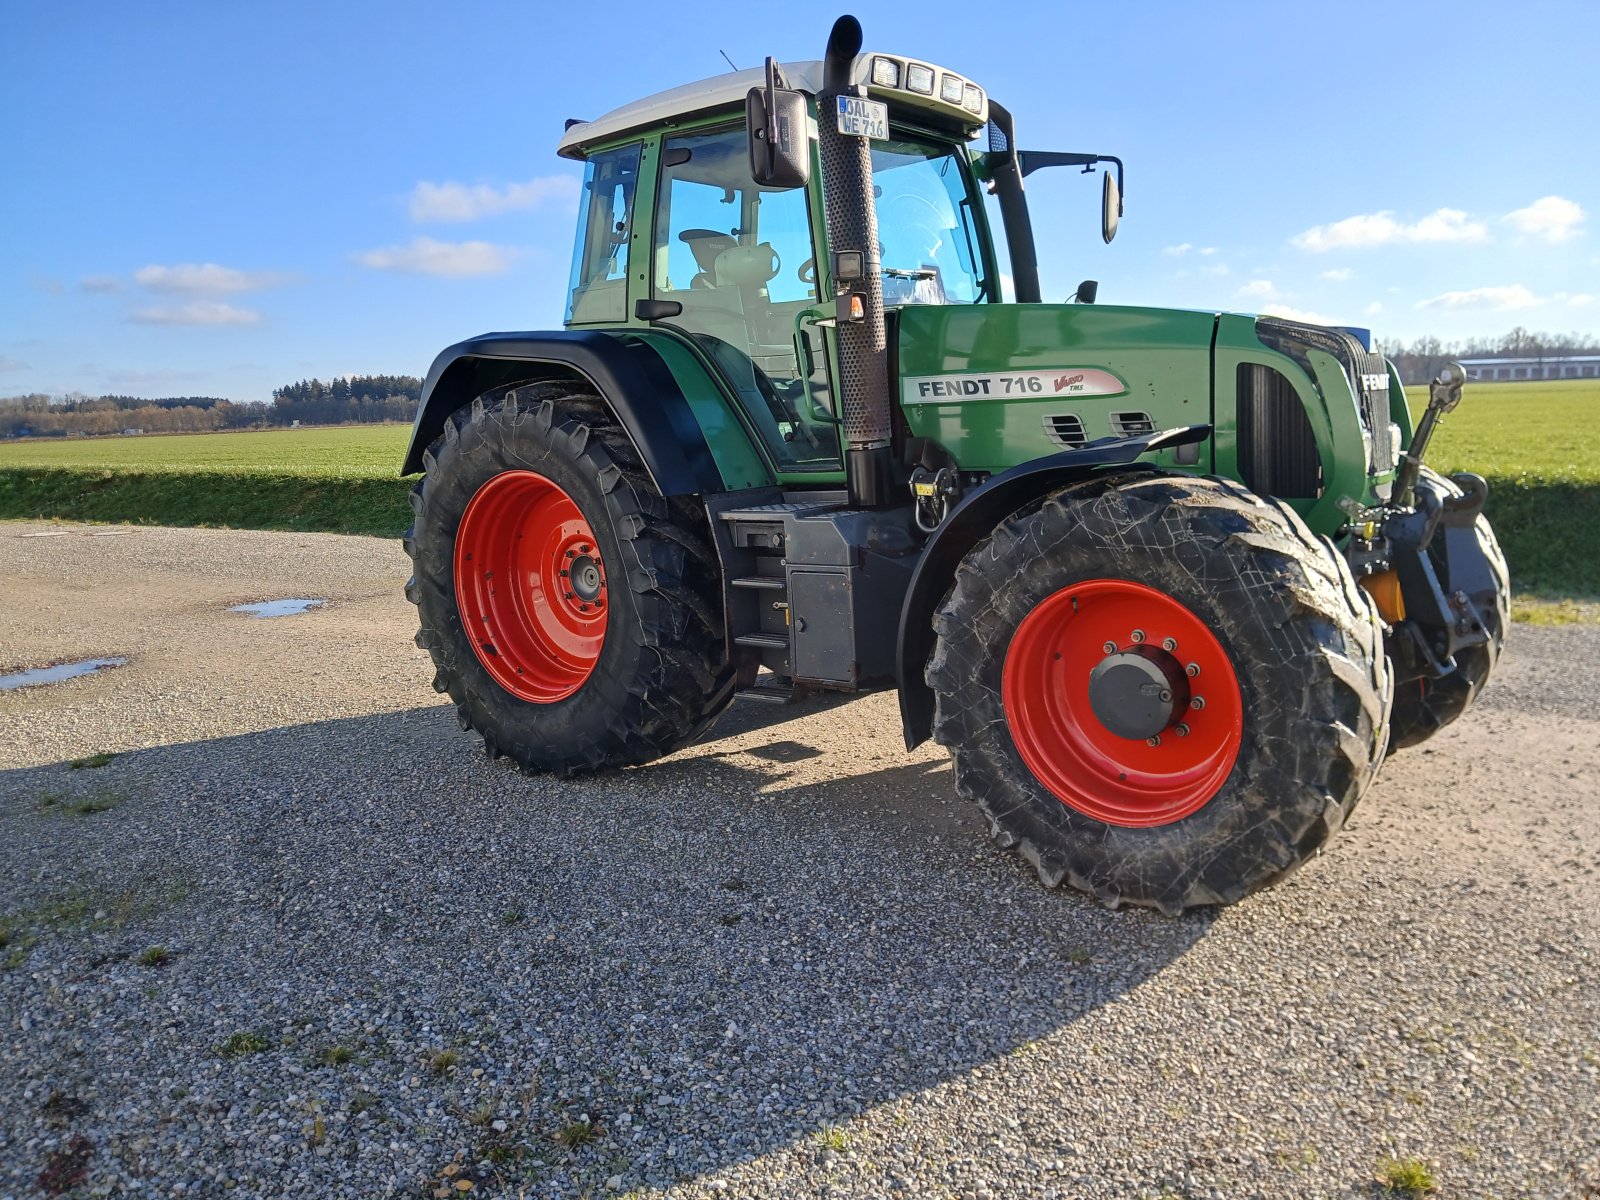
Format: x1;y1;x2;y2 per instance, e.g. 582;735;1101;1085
836;95;888;140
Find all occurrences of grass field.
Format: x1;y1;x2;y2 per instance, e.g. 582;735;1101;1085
0;424;410;478
3;382;1596;603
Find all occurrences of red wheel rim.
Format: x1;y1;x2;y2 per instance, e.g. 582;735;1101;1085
453;471;607;703
1001;579;1243;827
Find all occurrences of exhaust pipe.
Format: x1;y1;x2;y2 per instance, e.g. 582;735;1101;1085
816;15;894;508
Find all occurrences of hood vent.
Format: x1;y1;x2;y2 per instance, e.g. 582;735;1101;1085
1043;413;1087;447
1110;411;1156;438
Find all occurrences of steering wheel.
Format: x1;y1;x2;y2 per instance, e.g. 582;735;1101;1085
798;257;816;285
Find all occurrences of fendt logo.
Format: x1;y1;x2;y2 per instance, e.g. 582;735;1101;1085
1054;373;1085;392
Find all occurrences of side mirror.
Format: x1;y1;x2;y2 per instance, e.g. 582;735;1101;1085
1101;171;1121;244
747;57;810;190
1074;279;1099;304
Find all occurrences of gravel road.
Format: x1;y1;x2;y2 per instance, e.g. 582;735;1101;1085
2;521;1596;1200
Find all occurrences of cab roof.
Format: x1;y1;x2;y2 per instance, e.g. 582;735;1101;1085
556;54;987;160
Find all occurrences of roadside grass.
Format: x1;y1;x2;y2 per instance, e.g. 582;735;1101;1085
1374;1154;1439;1196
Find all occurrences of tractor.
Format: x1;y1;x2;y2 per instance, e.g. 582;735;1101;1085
402;16;1509;913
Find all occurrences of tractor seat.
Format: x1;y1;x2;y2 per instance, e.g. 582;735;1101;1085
679;228;737;289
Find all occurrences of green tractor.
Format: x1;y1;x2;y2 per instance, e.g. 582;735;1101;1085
403;16;1508;912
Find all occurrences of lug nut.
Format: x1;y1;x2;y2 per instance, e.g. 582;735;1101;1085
1102;641;1117;654
1162;637;1178;652
1146;735;1161;747
1175;723;1190;737
1186;663;1201;677
564;591;574;599
1191;696;1205;711
566;550;576;558
1130;630;1146;643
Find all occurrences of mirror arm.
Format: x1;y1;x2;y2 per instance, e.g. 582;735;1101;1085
1018;151;1125;215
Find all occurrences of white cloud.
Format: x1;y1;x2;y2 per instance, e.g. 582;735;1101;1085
134;263;290;294
1198;246;1218;256
1261;302;1336;325
1238;279;1278;299
0;355;30;372
128;302;263;326
354;237;517;277
1415;285;1592;312
409;175;579;223
1162;242;1193;257
1201;262;1230;276
1503;195;1585;243
1320;268;1352;282
1364;301;1384;316
79;275;123;294
1291;208;1488;251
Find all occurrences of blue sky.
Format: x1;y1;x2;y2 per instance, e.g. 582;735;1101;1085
3;0;1596;401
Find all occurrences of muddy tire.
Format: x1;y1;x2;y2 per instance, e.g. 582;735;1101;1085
927;473;1392;914
1388;467;1510;751
404;381;734;775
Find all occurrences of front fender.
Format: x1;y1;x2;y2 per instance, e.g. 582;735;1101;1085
401;329;725;497
896;425;1211;749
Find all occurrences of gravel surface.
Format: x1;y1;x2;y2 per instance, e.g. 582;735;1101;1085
2;520;1596;1200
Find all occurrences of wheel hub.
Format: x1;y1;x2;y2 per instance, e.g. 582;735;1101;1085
1000;578;1244;827
453;470;608;703
568;553;604;603
1087;647;1191;740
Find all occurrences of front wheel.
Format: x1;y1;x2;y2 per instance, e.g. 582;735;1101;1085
405;382;735;776
928;473;1392;913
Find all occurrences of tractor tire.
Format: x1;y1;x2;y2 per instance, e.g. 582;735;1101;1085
927;472;1392;914
404;381;735;776
1387;467;1510;751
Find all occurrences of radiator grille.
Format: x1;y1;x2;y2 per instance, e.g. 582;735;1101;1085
1043;413;1087;447
1110;411;1156;438
1237;363;1323;499
1256;317;1394;472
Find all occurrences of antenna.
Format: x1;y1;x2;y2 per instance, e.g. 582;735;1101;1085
719;49;739;71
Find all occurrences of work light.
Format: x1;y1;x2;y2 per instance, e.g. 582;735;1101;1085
871;56;901;88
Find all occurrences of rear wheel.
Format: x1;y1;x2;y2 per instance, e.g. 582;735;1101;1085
1388;467;1510;750
928;473;1392;913
405;381;734;775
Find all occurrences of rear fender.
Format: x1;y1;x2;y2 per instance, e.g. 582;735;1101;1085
401;330;725;496
896;425;1211;749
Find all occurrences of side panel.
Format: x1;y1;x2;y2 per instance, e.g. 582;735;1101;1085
895;303;1219;473
401;329;773;495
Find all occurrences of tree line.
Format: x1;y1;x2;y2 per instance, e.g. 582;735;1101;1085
1378;327;1600;385
0;375;422;439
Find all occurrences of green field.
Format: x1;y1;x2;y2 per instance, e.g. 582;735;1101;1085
0;424;410;478
2;382;1596;604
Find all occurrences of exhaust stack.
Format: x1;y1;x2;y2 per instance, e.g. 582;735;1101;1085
816;15;894;508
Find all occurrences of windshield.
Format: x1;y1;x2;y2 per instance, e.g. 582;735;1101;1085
871;138;985;305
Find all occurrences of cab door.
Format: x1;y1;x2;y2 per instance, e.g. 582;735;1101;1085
649;124;842;474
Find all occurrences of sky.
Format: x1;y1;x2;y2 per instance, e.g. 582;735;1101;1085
3;0;1597;402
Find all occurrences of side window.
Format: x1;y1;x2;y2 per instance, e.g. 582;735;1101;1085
566;143;641;325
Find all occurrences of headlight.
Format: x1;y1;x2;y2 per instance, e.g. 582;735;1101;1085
940;73;965;104
906;63;935;94
871;56;901;88
962;83;984;114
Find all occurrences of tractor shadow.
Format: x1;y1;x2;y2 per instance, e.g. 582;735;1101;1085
0;697;1216;1194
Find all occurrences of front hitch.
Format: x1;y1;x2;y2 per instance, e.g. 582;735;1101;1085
1345;362;1498;685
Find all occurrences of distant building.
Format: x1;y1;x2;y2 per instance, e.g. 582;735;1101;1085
1461;354;1600;381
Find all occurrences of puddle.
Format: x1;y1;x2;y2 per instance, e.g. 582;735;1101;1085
0;658;129;691
229;598;326;618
